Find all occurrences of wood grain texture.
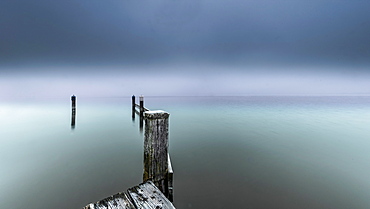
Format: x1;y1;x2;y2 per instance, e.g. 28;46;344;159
128;181;175;209
82;181;175;209
143;111;170;197
83;192;135;209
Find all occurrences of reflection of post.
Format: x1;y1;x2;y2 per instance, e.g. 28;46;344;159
71;95;76;129
143;110;172;200
139;116;144;133
132;95;135;120
71;111;76;129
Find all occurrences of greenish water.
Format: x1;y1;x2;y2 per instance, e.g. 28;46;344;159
1;96;370;208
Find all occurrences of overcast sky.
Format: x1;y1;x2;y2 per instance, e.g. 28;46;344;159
1;0;370;98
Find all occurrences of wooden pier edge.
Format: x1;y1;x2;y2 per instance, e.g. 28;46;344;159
82;181;175;209
82;96;175;209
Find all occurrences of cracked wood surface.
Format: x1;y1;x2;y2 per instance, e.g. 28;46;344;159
83;181;175;209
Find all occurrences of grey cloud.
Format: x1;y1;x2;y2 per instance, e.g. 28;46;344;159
0;0;369;70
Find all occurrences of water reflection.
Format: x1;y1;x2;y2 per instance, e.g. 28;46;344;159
71;109;76;130
139;116;143;133
133;110;144;133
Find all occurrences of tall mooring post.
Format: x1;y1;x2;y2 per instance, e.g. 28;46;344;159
71;95;76;129
71;95;76;110
132;95;136;119
139;95;144;132
143;110;172;200
139;95;144;117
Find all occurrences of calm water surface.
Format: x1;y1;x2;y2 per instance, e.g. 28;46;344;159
1;96;370;208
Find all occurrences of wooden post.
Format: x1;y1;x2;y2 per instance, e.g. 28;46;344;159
139;95;144;132
132;95;135;119
71;95;76;129
143;110;170;198
139;95;144;117
71;95;76;110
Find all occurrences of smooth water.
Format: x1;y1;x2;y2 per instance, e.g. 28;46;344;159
1;96;370;208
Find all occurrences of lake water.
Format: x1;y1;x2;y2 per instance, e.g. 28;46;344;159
1;96;370;208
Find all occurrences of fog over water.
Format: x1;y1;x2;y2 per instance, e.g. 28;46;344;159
1;66;370;99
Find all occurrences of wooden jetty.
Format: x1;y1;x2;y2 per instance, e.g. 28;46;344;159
132;95;150;115
133;95;174;201
143;110;172;201
83;96;175;209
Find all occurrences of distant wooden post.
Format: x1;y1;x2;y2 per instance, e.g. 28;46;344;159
139;95;144;117
143;110;170;199
71;95;76;129
132;95;136;119
71;95;76;110
139;95;144;132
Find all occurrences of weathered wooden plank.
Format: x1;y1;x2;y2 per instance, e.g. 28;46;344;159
83;192;135;209
128;181;175;209
82;182;175;209
135;104;150;112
